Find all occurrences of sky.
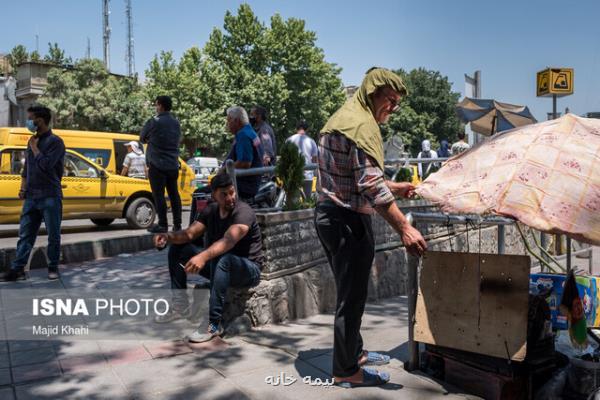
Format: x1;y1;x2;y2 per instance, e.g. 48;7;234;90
2;0;600;121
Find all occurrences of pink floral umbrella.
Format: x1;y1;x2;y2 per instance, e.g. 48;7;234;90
415;114;600;246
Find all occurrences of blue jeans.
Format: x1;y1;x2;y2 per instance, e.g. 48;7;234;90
168;243;261;324
12;197;63;271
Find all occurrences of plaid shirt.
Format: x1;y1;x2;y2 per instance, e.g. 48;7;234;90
317;133;394;214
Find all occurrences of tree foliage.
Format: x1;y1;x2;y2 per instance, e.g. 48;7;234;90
44;42;72;65
276;141;306;211
381;68;462;155
38;58;148;133
144;4;345;156
7;45;28;71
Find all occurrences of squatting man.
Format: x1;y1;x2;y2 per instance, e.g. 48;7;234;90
153;172;262;342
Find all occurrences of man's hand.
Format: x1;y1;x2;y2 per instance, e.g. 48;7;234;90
184;253;207;274
263;155;271;165
389;182;416;199
29;137;40;156
401;224;427;257
153;233;168;249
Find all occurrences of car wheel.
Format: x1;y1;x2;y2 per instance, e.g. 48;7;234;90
90;218;115;226
125;197;155;229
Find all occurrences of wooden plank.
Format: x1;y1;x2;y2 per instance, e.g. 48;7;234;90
414;251;530;361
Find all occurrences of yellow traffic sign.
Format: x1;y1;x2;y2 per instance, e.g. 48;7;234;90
537;68;573;97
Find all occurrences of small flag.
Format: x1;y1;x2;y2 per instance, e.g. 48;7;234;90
560;270;588;348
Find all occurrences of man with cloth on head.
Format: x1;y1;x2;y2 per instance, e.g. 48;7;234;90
315;67;427;388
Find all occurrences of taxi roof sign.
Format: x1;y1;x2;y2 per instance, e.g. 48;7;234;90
537;68;573;97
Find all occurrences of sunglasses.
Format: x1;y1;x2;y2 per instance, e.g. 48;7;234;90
387;96;400;112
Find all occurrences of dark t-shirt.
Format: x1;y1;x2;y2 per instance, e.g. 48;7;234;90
197;201;263;267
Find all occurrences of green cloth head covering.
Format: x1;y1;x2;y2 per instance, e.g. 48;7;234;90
321;67;407;170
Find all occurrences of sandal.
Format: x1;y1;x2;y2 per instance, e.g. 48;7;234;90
335;367;390;388
360;351;391;366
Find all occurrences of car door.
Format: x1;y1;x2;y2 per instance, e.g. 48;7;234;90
61;151;112;218
0;147;27;223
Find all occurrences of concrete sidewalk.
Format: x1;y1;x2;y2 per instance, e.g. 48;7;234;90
0;251;478;400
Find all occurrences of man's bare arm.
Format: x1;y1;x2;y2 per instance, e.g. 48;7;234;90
196;224;249;263
167;221;206;244
375;201;427;256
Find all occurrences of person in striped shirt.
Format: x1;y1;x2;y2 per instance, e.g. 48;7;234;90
315;67;427;388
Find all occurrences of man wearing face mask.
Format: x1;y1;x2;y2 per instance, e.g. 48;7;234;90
250;106;277;166
0;106;65;281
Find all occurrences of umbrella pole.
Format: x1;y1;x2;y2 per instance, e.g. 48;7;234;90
566;237;572;272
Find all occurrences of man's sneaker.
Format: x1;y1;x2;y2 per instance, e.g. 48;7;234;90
172;224;182;232
154;307;191;323
147;225;168;233
0;270;27;282
48;268;60;280
187;322;224;343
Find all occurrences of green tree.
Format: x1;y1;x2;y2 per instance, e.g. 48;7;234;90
29;50;41;62
382;68;461;155
44;42;72;65
145;4;345;157
38;58;148;132
7;45;28;72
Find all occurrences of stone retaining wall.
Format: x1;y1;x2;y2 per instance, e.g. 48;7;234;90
222;201;536;332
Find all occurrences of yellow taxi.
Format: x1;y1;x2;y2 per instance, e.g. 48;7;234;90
0;128;195;229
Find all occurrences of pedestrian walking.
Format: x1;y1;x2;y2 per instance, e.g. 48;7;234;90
286;120;318;198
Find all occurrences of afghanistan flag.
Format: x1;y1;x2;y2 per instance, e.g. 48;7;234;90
560;270;588;348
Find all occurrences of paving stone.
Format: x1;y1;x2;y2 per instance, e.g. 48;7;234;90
8;340;55;354
227;357;341;400
139;378;252;400
111;354;223;396
13;370;128;400
53;340;102;358
185;336;230;353
10;347;57;367
0;367;11;386
0;387;15;400
142;340;192;359
59;354;109;374
204;342;296;377
103;345;152;366
12;360;62;384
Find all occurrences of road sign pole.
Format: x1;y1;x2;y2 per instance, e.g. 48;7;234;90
552;93;563;255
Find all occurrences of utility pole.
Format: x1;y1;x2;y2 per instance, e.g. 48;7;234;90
125;0;135;77
464;70;482;145
102;0;111;70
35;34;39;53
86;37;91;59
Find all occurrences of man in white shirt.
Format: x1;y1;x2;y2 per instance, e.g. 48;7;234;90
286;120;318;197
417;139;439;180
122;141;148;179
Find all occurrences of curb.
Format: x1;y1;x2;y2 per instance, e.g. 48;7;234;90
0;233;155;271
